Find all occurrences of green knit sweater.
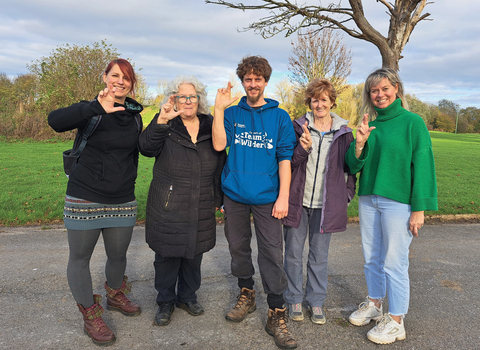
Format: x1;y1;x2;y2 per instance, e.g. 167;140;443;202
346;98;438;212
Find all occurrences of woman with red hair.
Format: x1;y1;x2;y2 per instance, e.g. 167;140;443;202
48;58;143;346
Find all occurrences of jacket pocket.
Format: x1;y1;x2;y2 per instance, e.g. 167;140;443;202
223;171;276;203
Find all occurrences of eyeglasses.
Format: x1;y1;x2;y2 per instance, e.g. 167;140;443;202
176;95;199;103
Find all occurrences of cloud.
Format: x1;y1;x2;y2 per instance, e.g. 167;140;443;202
2;0;480;108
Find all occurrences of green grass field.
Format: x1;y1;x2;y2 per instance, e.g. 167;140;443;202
0;131;478;226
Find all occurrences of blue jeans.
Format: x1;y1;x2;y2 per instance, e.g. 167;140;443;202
284;207;332;307
359;195;413;316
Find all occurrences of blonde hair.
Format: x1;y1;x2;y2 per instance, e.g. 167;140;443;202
361;68;409;121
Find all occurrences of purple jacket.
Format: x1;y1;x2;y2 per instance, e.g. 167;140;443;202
282;115;356;233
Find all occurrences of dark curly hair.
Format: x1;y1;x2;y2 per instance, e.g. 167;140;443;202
236;55;272;82
304;78;337;109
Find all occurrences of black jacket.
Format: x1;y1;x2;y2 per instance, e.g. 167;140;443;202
139;113;226;259
48;98;143;204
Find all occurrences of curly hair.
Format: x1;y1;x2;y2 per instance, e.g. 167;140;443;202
361;68;409;121
304;78;338;109
236;55;272;82
163;75;210;115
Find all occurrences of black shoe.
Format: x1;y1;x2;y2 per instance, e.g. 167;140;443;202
176;301;204;316
154;302;175;326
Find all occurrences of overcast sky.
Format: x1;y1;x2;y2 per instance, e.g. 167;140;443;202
2;0;480;108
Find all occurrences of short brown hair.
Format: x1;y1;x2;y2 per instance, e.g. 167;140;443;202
236;55;272;82
304;78;337;109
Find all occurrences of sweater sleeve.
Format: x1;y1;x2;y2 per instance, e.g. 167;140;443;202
138;114;170;158
344;132;357;202
410;121;438;211
345;139;370;174
48;100;105;133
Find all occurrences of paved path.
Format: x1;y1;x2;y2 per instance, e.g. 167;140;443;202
0;223;478;349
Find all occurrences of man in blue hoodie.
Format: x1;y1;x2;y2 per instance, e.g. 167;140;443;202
213;56;297;350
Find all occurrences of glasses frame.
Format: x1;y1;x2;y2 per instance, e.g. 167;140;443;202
176;95;199;104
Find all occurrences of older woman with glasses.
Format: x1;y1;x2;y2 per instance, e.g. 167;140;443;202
139;75;226;327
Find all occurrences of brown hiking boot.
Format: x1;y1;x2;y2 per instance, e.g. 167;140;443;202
265;308;298;349
77;295;116;346
105;276;141;317
225;287;256;322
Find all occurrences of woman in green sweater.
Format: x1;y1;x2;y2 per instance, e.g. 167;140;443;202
345;68;437;345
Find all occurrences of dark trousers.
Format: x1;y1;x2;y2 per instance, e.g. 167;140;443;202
154;253;203;304
224;195;288;298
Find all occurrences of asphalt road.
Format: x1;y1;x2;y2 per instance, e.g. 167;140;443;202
0;222;478;350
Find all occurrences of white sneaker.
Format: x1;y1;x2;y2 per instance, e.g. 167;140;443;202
349;297;383;326
367;313;406;344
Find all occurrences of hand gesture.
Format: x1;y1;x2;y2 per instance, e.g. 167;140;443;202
157;95;184;124
356;114;376;147
299;123;312;151
98;88;125;113
215;82;239;111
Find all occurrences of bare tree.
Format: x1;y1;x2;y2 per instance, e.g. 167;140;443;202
134;71;151;106
273;77;294;106
206;0;432;70
289;28;351;93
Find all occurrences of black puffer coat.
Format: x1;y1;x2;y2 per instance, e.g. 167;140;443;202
139;113;226;259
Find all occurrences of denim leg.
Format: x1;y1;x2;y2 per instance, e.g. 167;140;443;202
283;208;309;305
359;195;386;301
359;195;413;316
305;209;331;307
378;196;412;316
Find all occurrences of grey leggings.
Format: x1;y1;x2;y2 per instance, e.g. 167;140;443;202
67;226;134;308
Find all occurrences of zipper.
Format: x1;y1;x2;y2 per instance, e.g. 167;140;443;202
309;137;322;207
165;185;173;210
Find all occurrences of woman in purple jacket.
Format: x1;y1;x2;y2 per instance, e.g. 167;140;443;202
282;78;356;324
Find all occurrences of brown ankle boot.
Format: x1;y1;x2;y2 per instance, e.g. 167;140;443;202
105;276;141;316
225;287;256;322
265;308;297;349
77;295;116;346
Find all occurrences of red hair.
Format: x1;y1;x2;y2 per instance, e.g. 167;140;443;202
105;58;137;97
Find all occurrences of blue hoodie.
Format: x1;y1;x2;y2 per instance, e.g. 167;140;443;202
222;96;296;205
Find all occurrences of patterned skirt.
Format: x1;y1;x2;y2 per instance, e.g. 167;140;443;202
63;195;137;230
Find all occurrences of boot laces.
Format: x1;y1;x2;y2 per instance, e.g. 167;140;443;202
92;316;107;331
113;291;130;305
233;292;250;309
274;312;290;335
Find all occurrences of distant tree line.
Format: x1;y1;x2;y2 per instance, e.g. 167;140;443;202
274;79;480;133
1;37;479;140
0;40;150;140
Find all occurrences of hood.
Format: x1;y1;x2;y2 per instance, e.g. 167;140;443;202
237;96;279;111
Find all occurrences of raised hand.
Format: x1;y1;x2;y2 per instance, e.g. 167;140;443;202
157;95;184;124
215;82;239;111
356;114;376;147
98;88;125;113
299;123;312;151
